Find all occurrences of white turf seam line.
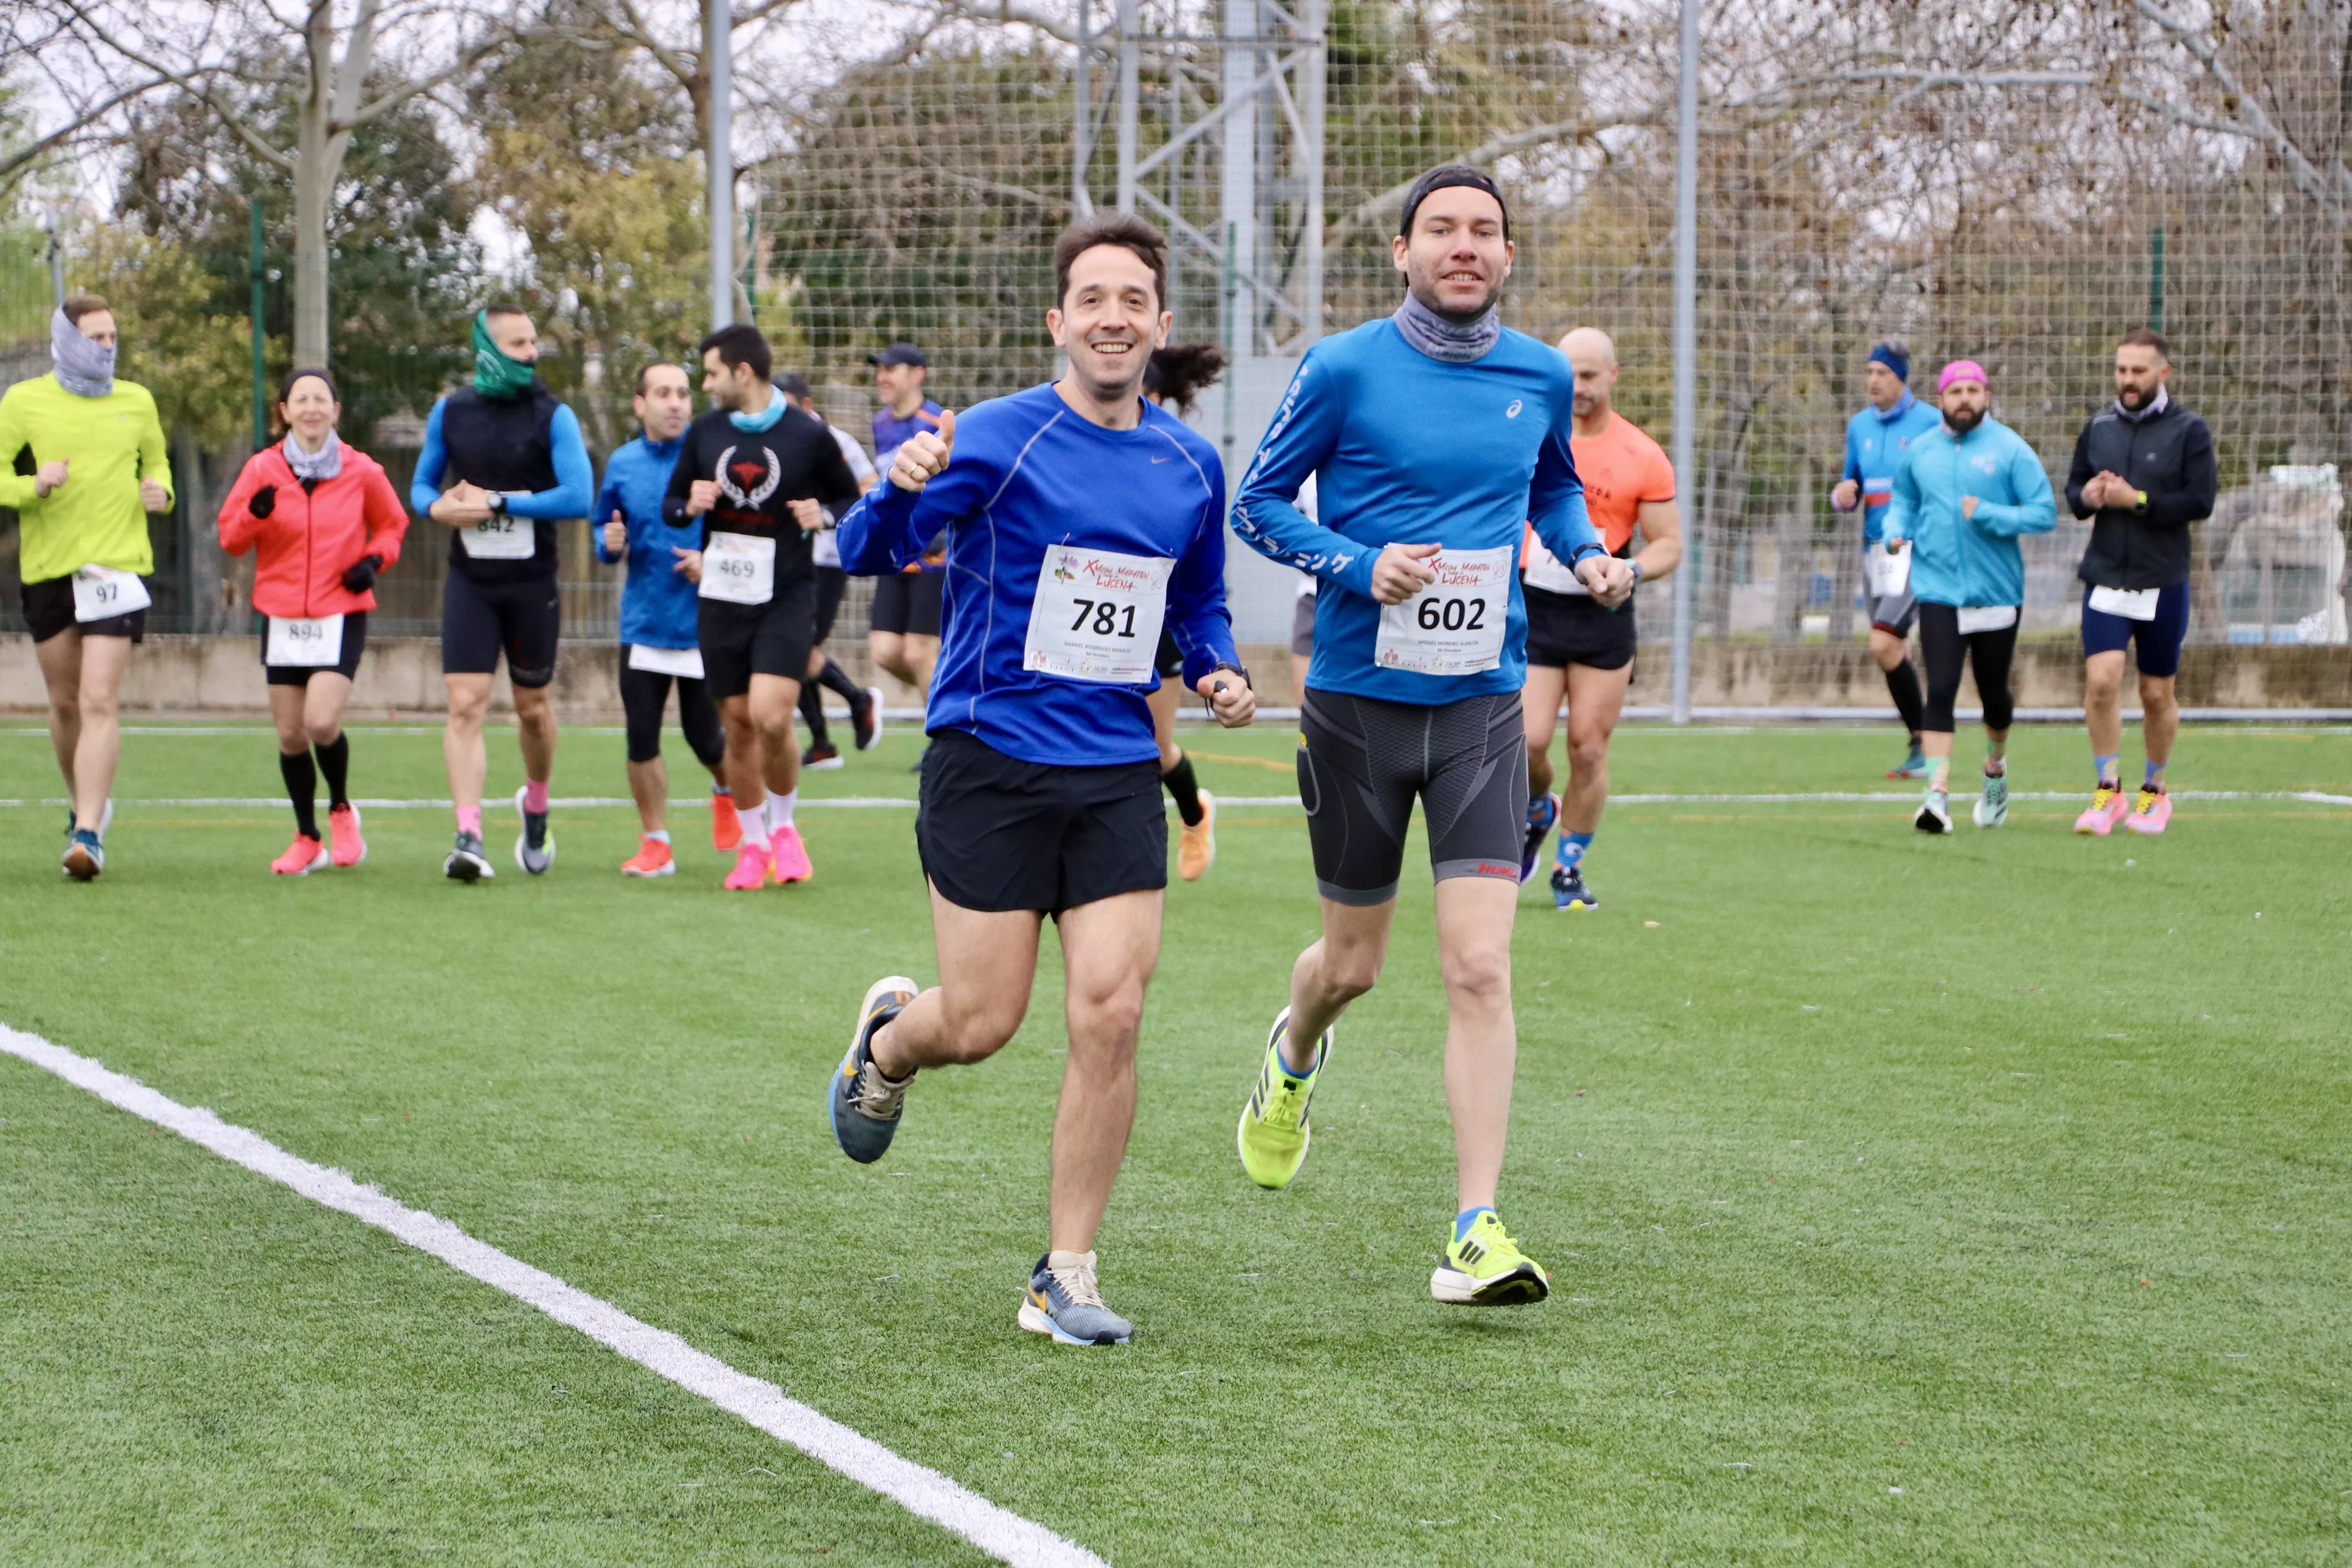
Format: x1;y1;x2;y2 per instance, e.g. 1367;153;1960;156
0;1025;1106;1568
5;790;2347;811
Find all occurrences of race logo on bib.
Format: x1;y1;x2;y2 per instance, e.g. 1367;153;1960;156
715;445;782;508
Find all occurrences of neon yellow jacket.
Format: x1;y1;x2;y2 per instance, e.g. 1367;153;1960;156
0;373;173;582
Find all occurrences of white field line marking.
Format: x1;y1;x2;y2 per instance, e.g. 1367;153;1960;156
5;790;2347;811
0;1025;1106;1568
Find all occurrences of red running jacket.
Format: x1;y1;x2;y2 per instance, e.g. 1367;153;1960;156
218;443;410;618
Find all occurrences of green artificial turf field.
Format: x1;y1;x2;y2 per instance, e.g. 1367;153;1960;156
2;716;2347;1565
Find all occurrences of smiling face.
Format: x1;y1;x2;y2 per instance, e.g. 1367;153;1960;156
874;361;926;416
634;363;693;440
1048;243;1170;403
279;375;339;445
1392;187;1513;321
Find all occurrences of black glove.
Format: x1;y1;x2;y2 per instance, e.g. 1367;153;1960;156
248;483;276;518
341;553;383;593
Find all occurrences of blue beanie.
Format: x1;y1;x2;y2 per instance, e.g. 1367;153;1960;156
1867;342;1910;384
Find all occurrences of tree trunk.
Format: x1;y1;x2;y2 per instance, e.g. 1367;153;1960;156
290;1;363;368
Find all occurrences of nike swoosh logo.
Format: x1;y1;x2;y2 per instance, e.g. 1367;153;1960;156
1150;456;1171;464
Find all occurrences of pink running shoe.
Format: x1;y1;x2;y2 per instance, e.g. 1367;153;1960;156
326;802;366;867
271;833;330;876
2124;786;2172;835
724;839;774;890
770;821;814;884
2072;783;2129;836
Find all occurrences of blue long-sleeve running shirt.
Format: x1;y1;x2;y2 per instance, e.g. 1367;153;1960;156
1840;391;1944;544
592;433;700;651
1230;317;1602;705
837;383;1239;769
406;398;594;521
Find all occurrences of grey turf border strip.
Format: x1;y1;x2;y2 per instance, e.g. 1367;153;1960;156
0;1025;1108;1568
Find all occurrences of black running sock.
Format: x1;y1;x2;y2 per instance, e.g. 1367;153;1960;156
1162;751;1204;828
280;749;319;839
818;655;863;705
1884;658;1926;740
797;679;831;747
313;733;351;807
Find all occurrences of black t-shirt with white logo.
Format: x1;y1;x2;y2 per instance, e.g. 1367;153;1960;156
662;403;863;580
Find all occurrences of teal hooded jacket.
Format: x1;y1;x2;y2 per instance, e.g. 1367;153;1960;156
1882;415;2056;608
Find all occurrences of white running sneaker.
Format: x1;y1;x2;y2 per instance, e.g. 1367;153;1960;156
1914;788;1954;835
1972;770;2009;829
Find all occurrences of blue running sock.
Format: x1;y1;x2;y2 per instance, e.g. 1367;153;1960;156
1525;793;1554;826
2094;752;2120;786
1557;831;1593;871
1453;1206;1495;1242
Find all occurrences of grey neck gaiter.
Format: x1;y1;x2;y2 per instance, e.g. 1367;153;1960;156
2116;386;2170;424
51;306;115;398
1391;291;1500;364
283;429;344;483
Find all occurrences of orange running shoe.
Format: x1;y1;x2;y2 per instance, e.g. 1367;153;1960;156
271;833;329;876
1178;789;1217;881
326;802;366;867
2072;783;2129;836
622;835;675;877
724;839;773;890
711;789;744;852
771;821;814;883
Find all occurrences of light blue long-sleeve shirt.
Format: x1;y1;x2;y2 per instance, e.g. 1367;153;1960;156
1883;416;2057;608
1230;317;1601;705
1841;391;1943;544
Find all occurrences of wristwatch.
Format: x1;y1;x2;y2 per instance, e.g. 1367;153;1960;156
488;492;509;516
1628;558;1645;586
1207;659;1252;692
2134;490;2148;511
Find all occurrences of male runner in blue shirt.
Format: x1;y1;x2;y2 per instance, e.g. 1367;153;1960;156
828;215;1257;1347
1228;165;1632;1307
1831;339;1943;778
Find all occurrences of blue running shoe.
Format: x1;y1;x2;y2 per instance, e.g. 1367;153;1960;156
1887;742;1929;780
1018;1250;1134;1345
830;975;918;1164
62;827;103;881
1519;793;1559;885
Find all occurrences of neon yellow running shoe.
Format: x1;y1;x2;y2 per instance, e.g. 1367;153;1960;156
1236;1007;1330;1190
1430;1210;1551;1305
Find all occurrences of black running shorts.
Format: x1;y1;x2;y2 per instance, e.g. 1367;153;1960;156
442;569;560;687
1154;626;1185;681
870;569;943;637
1296;687;1527;905
1523;583;1636;672
812;564;847;645
916;728;1167;915
698;571;818;701
263;610;368;686
21;573;149;643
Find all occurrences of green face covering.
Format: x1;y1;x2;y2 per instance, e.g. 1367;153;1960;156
471;311;538;398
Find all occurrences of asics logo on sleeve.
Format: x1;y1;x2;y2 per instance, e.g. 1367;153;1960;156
1504;399;1524;419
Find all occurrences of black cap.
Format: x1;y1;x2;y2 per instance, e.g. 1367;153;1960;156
1398;165;1510;240
865;342;927;369
776;373;813;400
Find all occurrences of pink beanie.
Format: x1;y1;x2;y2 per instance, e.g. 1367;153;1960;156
1938;360;1987;393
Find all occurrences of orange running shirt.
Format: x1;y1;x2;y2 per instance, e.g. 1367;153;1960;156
1521;411;1676;583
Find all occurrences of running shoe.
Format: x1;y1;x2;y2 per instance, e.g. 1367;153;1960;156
2125;786;2172;835
1018;1250;1133;1346
1915;788;1954;835
831;975;919;1163
1178;790;1217;881
770;822;814;883
1430;1211;1551;1306
444;829;494;882
513;785;556;875
1520;792;1560;885
2073;782;2129;836
710;789;743;852
853;687;883;751
1237;1007;1330;1191
62;827;104;881
66;797;115;842
1552;863;1598;912
724;839;774;890
326;802;366;867
1972;770;2009;829
622;835;675;877
1887;742;1929;779
803;741;845;771
270;833;330;876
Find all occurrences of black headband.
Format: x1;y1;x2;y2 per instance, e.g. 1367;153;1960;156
1399;165;1511;240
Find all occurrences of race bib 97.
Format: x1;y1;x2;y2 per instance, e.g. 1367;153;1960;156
1374;545;1513;675
458;512;536;559
1023;544;1172;684
71;564;151;622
